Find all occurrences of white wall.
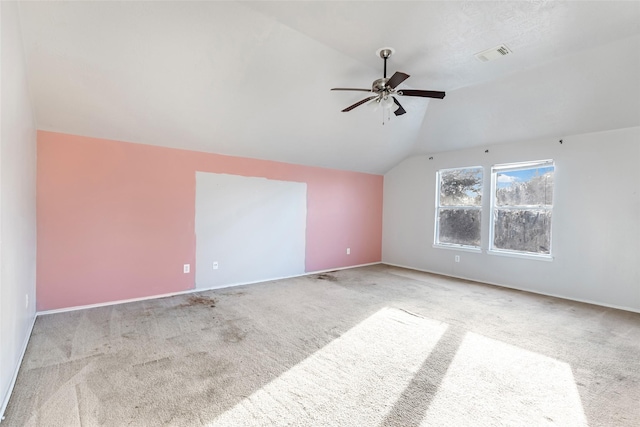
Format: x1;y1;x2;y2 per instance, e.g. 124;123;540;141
195;172;307;289
383;127;640;312
0;1;38;419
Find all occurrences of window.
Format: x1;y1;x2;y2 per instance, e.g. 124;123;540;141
490;160;555;257
435;167;483;249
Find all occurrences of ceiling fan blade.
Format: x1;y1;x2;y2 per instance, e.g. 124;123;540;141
398;89;446;99
342;96;378;112
386;71;410;89
392;97;406;116
331;88;372;92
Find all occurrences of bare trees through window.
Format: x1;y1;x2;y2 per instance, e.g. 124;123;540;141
435;167;483;248
434;160;555;258
491;161;555;256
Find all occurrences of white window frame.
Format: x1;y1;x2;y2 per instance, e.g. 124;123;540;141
434;166;483;251
489;159;555;260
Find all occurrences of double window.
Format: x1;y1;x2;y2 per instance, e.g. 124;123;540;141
435;160;555;258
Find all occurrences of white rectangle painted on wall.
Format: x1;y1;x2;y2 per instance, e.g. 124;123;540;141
195;172;307;289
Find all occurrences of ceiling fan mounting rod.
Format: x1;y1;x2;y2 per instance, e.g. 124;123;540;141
378;48;393;79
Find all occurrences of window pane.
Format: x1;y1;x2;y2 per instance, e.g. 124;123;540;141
496;166;554;206
438;208;481;247
440;168;483;206
493;209;551;254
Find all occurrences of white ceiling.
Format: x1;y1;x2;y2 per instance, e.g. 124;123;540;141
17;1;640;174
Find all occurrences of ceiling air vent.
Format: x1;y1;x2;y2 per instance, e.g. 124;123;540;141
474;44;512;62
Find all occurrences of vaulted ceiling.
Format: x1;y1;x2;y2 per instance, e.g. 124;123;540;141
17;1;640;174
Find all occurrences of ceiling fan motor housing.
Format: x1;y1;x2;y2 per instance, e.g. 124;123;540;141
372;78;390;93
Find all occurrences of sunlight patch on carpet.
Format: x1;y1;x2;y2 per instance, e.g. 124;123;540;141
421;332;587;426
209;307;448;426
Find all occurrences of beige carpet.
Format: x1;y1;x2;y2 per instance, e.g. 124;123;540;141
4;265;640;426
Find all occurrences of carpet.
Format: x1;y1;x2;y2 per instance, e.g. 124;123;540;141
4;265;639;426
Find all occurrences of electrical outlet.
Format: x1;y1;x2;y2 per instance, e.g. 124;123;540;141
25;294;29;309
346;248;350;255
455;255;460;263
213;261;219;270
183;264;190;273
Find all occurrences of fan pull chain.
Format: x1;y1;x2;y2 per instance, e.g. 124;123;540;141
382;107;391;125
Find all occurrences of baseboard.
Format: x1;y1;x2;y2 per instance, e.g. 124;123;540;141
0;314;36;424
37;262;383;316
193;262;382;293
37;287;200;316
381;262;640;314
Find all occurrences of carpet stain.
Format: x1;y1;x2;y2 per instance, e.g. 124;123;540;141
316;273;338;282
223;291;246;297
222;320;247;343
180;295;217;308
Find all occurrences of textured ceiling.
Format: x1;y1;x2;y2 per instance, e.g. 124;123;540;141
17;1;640;174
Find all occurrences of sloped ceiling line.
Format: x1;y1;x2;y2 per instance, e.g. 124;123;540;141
16;1;640;174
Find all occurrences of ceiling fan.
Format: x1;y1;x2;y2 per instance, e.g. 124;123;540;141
331;47;445;117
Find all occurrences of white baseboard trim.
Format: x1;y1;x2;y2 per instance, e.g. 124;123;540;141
192;262;382;293
381;262;640;314
0;314;37;424
37;288;199;316
37;262;382;316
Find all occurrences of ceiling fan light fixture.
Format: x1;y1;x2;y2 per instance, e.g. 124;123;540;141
380;95;394;110
368;97;381;111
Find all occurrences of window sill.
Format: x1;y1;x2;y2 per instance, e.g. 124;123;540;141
433;244;482;254
488;249;554;262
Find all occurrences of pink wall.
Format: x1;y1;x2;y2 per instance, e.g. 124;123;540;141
37;131;383;310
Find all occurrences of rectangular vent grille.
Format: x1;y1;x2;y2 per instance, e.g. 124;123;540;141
474;44;512;62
